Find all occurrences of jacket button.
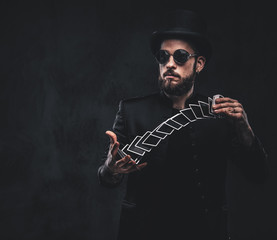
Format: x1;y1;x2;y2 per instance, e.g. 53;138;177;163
193;154;198;160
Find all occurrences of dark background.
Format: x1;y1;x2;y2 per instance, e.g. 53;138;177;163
0;0;276;239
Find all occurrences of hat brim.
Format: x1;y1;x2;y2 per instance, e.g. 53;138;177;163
150;30;212;62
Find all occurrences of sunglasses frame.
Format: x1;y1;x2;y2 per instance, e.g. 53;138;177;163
155;49;198;65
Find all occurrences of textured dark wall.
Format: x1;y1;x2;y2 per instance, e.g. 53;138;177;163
0;1;276;239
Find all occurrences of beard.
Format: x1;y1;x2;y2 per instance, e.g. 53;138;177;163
158;67;197;96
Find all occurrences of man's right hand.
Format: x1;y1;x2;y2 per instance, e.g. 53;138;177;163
105;130;147;174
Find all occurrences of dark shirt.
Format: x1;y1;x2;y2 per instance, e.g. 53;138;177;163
98;92;268;240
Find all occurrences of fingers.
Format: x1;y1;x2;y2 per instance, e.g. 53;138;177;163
106;130;120;159
116;155;131;168
106;130;117;145
215;97;236;104
212;97;245;119
114;155;148;173
105;130;148;173
111;141;120;158
227;111;244;119
122;161;148;173
136;162;148;171
213;97;242;109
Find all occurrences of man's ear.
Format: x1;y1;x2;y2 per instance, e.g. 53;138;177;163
196;56;206;73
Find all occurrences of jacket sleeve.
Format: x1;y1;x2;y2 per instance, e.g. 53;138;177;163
230;134;269;184
98;100;129;188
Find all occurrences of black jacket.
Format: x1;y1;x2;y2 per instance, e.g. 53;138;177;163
98;92;268;240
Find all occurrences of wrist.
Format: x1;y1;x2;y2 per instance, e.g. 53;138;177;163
235;121;255;147
103;163;120;176
98;164;123;187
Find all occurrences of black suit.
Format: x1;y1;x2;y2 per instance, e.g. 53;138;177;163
99;92;267;240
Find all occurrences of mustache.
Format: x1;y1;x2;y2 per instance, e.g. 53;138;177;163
163;70;181;78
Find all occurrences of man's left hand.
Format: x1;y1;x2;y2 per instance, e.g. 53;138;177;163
212;97;255;147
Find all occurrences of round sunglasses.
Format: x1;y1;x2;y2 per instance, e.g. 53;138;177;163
155;49;197;65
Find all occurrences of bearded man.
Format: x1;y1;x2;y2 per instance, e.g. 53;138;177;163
98;10;267;240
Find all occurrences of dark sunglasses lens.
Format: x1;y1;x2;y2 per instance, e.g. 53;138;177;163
174;49;189;63
156;50;169;64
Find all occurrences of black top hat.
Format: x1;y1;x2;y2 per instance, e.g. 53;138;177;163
150;10;212;62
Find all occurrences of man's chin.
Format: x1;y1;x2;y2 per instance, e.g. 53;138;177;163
158;76;194;96
163;86;183;96
164;81;176;89
162;82;194;96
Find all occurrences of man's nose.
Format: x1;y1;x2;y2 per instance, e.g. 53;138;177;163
166;55;177;69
